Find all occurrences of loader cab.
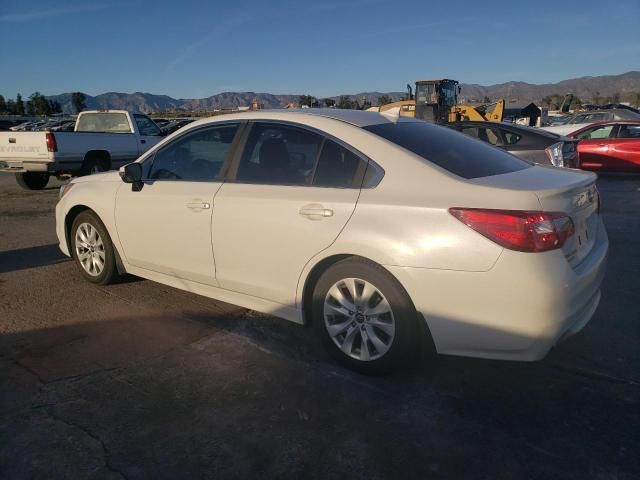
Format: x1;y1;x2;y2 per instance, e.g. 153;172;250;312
415;79;459;123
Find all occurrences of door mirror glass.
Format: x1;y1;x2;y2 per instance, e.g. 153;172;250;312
120;162;143;183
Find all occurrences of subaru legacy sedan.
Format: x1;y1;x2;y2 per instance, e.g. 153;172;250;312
55;110;608;373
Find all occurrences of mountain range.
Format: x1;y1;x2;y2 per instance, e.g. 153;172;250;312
44;71;640;114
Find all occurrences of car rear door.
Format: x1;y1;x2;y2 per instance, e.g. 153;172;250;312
115;123;241;285
606;124;640;172
212;122;366;307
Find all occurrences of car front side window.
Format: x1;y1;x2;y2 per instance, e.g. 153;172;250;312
148;124;239;181
575;125;614;140
134;114;163;136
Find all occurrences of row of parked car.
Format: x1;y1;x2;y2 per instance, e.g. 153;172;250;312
8;118;76;132
150;118;196;135
450;116;640;173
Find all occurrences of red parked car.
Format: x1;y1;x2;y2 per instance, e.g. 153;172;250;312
568;120;640;173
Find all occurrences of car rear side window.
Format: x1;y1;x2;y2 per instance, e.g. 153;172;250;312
617;124;640;138
312;139;363;188
364;122;531;179
503;131;522;145
236;123;323;185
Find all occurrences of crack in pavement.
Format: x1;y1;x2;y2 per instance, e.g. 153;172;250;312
43;405;130;480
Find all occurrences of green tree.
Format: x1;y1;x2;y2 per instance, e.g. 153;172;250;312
483;95;491;103
361;99;372;110
0;95;6;113
49;100;62;114
6;99;16;114
337;95;354;109
377;95;392;106
28;92;52;115
298;94;317;107
323;98;335;108
16;93;25;115
26;99;36;116
72;92;87;113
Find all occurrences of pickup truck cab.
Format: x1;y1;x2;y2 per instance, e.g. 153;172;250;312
0;110;164;189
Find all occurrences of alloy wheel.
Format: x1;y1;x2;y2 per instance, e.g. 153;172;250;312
75;222;106;276
323;277;396;361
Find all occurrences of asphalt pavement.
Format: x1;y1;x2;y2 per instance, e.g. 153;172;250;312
0;173;638;479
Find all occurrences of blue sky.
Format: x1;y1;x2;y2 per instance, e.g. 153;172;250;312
1;0;638;99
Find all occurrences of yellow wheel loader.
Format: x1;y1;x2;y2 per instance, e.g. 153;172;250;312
379;79;505;123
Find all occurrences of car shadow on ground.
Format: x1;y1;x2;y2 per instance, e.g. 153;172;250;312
0;308;636;479
0;244;69;274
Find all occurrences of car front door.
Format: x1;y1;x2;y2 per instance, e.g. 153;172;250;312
114;123;242;285
574;124;616;170
133;114;165;157
212;122;366;307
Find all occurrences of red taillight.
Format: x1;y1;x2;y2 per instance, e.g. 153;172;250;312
45;132;57;152
449;208;575;252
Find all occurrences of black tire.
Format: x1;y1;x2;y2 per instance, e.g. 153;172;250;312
70;211;118;285
80;155;108;176
15;172;49;190
312;257;420;374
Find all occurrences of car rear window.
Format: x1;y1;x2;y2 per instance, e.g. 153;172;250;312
364;122;531;179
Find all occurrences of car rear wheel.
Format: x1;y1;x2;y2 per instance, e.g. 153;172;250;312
15;172;49;190
70;211;117;285
312;258;420;374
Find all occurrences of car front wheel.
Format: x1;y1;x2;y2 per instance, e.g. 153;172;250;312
70;211;117;285
312;258;420;374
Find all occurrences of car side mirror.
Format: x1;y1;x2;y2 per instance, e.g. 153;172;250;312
119;163;144;191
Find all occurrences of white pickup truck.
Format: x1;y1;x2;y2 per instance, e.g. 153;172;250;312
0;110;164;189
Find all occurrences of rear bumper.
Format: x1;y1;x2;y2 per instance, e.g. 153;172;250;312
0;159;50;173
387;217;608;361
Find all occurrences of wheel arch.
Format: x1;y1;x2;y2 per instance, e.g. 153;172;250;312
65;205;126;274
83;150;112;170
299;253;436;355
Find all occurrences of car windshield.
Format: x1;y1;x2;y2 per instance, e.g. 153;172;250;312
365;121;531;179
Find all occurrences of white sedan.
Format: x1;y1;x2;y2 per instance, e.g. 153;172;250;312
55;110;608;373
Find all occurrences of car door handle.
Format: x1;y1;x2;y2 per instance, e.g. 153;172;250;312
186;201;211;210
299;204;333;219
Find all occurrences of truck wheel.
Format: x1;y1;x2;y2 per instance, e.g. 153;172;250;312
80;156;108;176
15;172;50;190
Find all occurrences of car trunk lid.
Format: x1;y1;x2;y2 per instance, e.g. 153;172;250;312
471;165;599;267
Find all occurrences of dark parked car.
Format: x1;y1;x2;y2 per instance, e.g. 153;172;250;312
448;121;579;167
161;119;195;135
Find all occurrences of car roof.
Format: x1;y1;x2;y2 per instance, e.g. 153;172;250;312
569;119;640;133
189;108;420;129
